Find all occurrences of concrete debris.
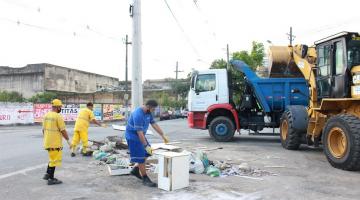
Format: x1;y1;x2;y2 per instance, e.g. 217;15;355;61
238;163;251;172
100;144;113;152
190;150;274;178
220;165;274;177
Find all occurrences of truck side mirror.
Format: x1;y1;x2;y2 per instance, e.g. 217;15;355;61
195;88;200;95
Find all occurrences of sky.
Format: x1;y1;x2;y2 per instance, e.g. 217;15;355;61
1;0;360;81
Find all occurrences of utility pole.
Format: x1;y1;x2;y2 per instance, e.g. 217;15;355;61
226;44;230;70
174;61;183;80
287;26;295;46
130;0;143;109
124;34;132;120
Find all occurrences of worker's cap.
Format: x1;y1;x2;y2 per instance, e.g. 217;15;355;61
51;99;63;107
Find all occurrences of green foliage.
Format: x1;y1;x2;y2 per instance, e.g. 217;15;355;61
149;90;187;110
232;41;265;70
28;92;57;103
250;41;265;68
232;51;255;70
0;91;25;102
210;59;227;69
170;80;190;99
209;41;265;105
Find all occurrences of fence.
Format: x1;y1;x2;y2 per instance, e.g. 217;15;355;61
0;102;131;125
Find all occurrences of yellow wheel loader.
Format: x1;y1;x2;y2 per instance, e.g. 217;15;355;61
269;32;360;170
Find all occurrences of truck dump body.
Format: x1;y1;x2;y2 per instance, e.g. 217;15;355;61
231;60;309;113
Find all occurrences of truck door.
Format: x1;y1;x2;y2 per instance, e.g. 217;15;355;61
317;40;348;99
191;73;218;111
331;40;348;98
317;43;332;99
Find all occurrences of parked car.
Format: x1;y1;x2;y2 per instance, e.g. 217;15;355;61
174;110;183;119
160;111;170;121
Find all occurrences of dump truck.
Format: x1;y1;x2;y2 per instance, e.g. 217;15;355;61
270;32;360;171
187;60;309;142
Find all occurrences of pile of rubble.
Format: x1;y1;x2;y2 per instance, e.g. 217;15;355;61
189;150;274;178
88;136;157;175
87;137;274;179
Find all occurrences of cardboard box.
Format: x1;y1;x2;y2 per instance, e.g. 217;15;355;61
155;151;190;191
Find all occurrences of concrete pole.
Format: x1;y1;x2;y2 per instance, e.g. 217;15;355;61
226;44;230;70
131;0;143;109
125;35;131;120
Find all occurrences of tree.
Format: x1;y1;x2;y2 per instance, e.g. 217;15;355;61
208;41;265;105
232;51;255;70
28;92;57;103
232;41;265;70
250;41;265;68
210;59;227;69
171;81;190;100
0;91;25;102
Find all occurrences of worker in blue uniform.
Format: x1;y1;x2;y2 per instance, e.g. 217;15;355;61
125;100;169;187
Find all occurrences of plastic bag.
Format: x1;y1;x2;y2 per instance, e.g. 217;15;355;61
93;151;109;160
106;154;118;164
196;150;209;168
189;153;205;174
206;166;220;177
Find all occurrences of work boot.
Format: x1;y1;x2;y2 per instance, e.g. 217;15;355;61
71;152;76;157
142;175;157;187
43;174;50;180
81;151;92;157
47;178;63;185
130;167;142;180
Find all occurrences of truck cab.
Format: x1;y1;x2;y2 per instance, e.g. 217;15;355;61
188;69;229;112
188;61;309;142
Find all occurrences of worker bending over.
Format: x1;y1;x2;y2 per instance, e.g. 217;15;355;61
125;100;169;187
71;102;103;157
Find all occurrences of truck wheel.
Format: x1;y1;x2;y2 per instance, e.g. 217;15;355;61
209;116;235;142
280;110;301;150
323;114;360;171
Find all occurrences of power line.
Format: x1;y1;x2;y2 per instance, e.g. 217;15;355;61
0;1;122;41
0;16;121;41
163;0;200;57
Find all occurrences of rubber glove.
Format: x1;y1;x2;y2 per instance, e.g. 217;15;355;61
145;145;153;155
163;135;170;144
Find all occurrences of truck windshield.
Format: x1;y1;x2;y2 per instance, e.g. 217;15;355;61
195;74;216;92
347;40;360;68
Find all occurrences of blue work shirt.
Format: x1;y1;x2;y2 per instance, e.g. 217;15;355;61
125;107;155;141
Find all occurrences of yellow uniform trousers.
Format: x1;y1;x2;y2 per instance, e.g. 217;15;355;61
71;130;89;153
48;150;62;167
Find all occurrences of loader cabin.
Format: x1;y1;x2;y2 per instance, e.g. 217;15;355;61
314;32;360;100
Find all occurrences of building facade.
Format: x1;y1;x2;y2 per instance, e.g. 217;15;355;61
0;63;119;98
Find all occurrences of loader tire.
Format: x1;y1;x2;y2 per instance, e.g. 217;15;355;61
280;110;301;150
209;116;235;142
323;114;360;171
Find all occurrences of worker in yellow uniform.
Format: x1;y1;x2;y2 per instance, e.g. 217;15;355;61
42;99;71;185
71;102;103;157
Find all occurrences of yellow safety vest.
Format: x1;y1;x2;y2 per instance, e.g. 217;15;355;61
43;111;66;149
74;108;95;131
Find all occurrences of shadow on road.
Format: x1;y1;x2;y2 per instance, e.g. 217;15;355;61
232;135;280;143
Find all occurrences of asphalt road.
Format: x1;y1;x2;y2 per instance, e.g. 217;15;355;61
0;119;359;200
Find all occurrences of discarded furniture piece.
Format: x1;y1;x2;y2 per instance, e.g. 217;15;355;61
156;151;190;191
107;164;133;176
